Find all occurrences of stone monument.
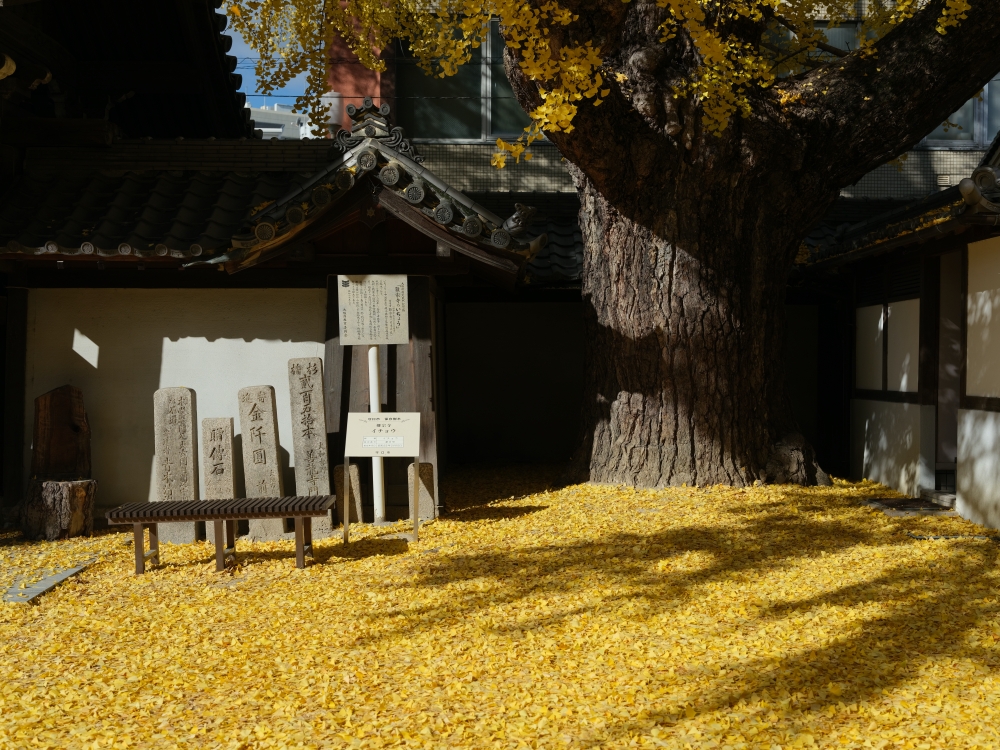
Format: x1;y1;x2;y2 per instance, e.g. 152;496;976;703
202;417;235;544
288;358;332;538
238;385;284;541
153;387;199;543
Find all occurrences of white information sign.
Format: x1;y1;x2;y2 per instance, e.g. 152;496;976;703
344;412;421;457
338;275;409;345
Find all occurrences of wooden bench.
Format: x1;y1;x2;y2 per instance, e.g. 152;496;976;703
106;496;336;574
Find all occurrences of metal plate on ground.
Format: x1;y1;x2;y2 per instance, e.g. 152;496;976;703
3;559;94;604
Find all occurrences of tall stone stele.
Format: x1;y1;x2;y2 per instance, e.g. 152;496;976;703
202;417;236;545
288;357;332;538
238;385;285;541
153;387;199;543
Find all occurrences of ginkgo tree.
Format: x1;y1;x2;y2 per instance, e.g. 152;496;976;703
231;0;994;488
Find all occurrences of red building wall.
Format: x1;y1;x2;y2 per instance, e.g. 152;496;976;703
327;35;395;131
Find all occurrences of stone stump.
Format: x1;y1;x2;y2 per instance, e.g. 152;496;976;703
21;479;97;541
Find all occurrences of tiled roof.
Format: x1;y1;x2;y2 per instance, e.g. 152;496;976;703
800;189;966;269
0;164;306;258
0;104;545;284
467;192;583;284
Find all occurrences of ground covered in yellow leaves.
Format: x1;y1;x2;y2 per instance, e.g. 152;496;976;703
3;468;1000;749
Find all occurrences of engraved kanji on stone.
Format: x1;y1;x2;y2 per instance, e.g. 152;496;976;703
154;387;200;543
202;418;235;502
238;386;283;499
288;358;330;497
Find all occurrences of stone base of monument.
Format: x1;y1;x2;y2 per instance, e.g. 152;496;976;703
246;513;334;542
21;479;97;541
156;520;199;545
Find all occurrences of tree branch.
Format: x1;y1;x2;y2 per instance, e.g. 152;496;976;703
785;0;1000;188
774;15;849;58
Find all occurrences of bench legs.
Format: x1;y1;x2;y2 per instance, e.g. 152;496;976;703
214;521;225;572
131;517;317;574
294;517;314;569
133;523;159;575
213;520;239;572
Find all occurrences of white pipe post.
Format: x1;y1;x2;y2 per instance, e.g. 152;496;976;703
368;344;386;523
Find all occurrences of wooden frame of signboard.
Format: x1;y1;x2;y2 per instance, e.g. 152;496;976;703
342;412;422;543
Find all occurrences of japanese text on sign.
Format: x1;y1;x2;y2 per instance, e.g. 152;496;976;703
344;413;421;457
337;275;409;345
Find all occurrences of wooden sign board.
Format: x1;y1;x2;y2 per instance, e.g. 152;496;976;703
337;275;409;345
344;412;421;458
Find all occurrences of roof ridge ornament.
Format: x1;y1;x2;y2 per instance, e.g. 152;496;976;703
333;96;423;163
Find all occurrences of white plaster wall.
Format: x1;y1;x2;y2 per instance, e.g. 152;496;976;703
957;408;1000;528
967;236;1000;397
887;299;919;393
855;305;884;390
24;288;326;512
850;399;924;496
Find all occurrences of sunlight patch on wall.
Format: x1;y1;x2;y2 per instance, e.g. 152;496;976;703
72;329;99;368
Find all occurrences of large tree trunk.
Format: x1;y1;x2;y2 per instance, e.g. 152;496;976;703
502;0;1000;489
573;170;828;487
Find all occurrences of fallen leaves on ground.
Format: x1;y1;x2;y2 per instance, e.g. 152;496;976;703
2;468;1000;749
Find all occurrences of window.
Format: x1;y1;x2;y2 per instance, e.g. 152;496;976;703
855;262;922;395
922;76;1000;149
396;20;532;142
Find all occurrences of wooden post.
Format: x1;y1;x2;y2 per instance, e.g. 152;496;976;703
133;523;144;575
342;458;351;544
294;517;306;569
408;277;439;516
411;454;419;541
304;516;313;558
214;520;225;572
148;523;159;565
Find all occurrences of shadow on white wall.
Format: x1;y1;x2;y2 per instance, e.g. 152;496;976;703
26;289;326;511
851;399;920;496
957;409;1000;528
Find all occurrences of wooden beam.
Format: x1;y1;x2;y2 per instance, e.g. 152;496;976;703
406;276;439;514
377;188;524;278
3;287;27;510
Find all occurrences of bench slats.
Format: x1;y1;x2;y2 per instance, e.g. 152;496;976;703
106;496;335;524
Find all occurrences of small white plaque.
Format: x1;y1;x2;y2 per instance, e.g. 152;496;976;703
338;275;409;345
345;412;421;457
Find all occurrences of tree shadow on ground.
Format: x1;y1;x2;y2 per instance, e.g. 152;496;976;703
317;537;409;561
444;505;549;522
351;487;1000;745
441;463;572;511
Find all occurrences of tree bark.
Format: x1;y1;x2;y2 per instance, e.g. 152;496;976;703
572;168;827;487
21;479;97;541
503;0;1000;487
